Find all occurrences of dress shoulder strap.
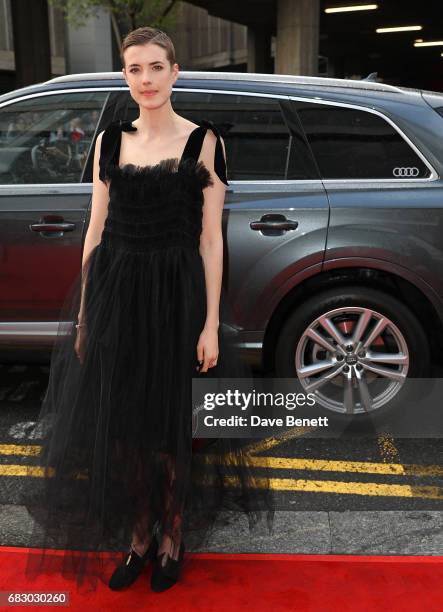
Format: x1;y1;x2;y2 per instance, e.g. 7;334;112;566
99;119;135;182
181;119;229;186
99;118;229;185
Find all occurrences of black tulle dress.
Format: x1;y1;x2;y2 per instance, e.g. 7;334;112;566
22;118;274;592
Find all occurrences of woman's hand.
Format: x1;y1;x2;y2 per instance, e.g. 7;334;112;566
196;326;219;373
74;323;87;364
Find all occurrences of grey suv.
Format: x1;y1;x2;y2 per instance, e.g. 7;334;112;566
1;71;443;419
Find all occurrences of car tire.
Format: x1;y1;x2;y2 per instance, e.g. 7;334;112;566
274;285;431;424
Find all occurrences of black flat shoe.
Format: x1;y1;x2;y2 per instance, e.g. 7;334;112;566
108;535;159;591
150;540;185;593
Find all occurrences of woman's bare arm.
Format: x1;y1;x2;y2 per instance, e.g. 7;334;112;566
199;130;227;330
196;130;227;371
77;131;110;323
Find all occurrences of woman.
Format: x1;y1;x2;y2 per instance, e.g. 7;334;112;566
24;26;274;594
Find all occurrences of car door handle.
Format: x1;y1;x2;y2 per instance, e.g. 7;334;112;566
250;220;299;231
250;214;298;234
30;222;76;233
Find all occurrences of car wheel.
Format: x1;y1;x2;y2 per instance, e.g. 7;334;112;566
275;285;430;420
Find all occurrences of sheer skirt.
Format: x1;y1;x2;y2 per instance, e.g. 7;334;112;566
20;240;275;593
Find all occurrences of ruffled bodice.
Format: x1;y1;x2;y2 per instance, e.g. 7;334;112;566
98;119;228;254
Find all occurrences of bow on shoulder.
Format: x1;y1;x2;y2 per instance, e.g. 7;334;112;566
98;119;137;181
118;119;137;132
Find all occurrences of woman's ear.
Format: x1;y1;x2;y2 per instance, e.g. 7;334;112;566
172;63;179;83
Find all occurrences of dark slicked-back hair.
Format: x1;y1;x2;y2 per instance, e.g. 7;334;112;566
121;26;176;68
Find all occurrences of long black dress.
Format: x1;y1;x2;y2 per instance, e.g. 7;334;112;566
22;118;274;592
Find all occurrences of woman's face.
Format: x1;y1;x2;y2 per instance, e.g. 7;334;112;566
122;43;178;109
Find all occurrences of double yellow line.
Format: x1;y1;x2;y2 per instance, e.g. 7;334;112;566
211;428;443;500
1;441;443;500
200;454;443;499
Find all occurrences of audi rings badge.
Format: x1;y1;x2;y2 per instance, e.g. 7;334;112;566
393;167;420;178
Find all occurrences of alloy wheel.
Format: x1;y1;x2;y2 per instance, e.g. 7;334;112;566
295;306;409;414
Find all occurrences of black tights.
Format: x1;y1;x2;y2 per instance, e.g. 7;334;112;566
130;450;183;564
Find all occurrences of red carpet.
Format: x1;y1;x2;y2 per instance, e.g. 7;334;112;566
1;547;442;611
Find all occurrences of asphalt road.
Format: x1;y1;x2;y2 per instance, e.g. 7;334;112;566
0;362;442;555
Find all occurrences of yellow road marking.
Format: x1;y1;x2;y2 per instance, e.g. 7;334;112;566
194;474;443;499
1;433;317;460
0;465;89;479
2;464;443;499
241;427;315;455
0;465;52;477
221;477;443;499
1;442;442;479
5;456;443;479
246;456;443;477
377;433;401;463
3;465;443;499
198;454;443;477
0;444;42;456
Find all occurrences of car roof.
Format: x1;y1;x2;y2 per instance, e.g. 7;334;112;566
44;70;410;93
0;70;431;108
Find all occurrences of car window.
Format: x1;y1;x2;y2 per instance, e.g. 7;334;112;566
124;91;317;180
0;92;107;184
295;100;432;179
